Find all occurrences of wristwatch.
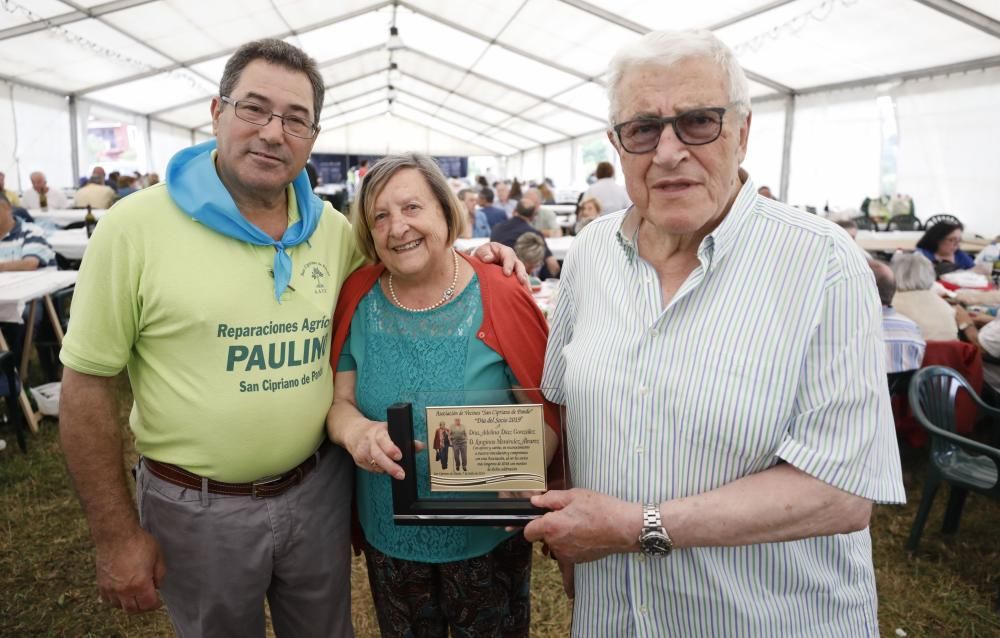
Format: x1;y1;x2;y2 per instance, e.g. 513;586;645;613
638;503;673;557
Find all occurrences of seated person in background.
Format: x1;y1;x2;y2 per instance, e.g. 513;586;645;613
538;182;556;205
491;201;559;279
0;171;19;207
513;231;546;279
890;252;979;344
73;174;117;210
116;175;139;199
975;315;1000;392
0;194;55;271
871;259;925;373
0;193;57;373
834;218;858;240
584;161;631;214
457;188;490;238
915;221;974;275
21;171;68;209
757;185;774;200
520;187;562;238
477;188;507;230
574;195;601;234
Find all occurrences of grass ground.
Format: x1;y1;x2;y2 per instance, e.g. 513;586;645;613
2;418;998;637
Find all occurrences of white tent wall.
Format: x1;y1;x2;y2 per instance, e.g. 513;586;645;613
543;141;573;191
742;98;786;197
520;147;543;183
786;88;883;212
149;120;196;178
0;84;73;192
0;83;18;189
893;67;1000;238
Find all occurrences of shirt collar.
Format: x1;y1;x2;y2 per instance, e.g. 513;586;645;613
615;169;758;269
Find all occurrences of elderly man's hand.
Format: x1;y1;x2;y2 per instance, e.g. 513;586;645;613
471;242;530;288
523;488;642;564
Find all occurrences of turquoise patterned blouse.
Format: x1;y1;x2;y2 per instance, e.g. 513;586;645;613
338;275;516;563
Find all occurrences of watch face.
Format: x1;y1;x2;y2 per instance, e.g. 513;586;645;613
640;531;672;556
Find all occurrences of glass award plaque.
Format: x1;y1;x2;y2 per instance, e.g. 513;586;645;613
387;387;566;526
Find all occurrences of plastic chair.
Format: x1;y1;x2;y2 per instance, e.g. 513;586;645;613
906;366;1000;552
853;215;878;231
0;351;27;453
884;214;922;231
924;214;961;230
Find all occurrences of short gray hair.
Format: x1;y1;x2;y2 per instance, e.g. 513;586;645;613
513;232;546;268
891;252;936;292
606;30;750;126
220;39;325;123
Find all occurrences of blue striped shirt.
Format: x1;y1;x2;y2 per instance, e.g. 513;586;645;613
0;218;56;267
882;308;925;373
542;177;906;637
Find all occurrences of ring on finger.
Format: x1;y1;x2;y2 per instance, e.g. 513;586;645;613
369;457;378;470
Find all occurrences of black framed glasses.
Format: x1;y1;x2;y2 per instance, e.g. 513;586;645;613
220;96;319;139
613;107;727;153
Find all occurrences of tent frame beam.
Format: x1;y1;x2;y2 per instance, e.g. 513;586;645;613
912;0;1000;40
73;1;394;95
0;0;156;42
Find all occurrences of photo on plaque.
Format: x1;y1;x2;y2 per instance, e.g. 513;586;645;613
386;387;566;526
425;405;547;493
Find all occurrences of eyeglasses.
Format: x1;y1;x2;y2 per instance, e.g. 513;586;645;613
220;96;319;139
613;107;727;154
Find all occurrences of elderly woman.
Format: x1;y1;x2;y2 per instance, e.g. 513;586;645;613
574;195;601;234
891;252;979;343
326;153;559;637
915;221;975;275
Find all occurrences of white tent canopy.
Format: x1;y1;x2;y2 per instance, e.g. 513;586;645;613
1;0;999;234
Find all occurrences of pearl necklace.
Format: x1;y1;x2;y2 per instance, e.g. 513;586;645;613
388;249;459;312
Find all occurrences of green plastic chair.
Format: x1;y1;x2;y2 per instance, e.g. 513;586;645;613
906;366;1000;552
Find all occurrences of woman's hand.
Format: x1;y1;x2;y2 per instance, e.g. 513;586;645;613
343;420;405;480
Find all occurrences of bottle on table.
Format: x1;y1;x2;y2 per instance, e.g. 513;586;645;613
84;205;97;238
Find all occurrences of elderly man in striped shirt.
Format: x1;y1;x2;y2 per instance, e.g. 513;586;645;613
525;30;905;637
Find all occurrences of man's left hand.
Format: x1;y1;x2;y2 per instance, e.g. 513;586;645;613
471;242;529;288
523;488;641;563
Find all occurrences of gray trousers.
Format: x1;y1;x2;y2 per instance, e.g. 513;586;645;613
135;445;354;638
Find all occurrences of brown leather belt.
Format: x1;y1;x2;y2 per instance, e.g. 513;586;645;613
142;442;327;498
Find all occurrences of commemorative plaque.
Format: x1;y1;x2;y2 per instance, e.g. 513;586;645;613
387;388;565;526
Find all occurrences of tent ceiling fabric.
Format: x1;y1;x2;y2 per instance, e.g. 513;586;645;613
1;0;999;155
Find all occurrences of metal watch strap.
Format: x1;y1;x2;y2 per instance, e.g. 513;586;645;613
643;502;663;529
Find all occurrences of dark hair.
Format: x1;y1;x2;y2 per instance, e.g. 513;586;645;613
514;200;536;219
479;187;495;203
510;178;522;200
835;219;857;231
595;161;614;179
220;39;325;123
916;221;963;254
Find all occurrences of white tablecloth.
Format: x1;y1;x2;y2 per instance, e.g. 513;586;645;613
27;208;108;229
856;230;988;253
0;270;78;323
49;228;88;260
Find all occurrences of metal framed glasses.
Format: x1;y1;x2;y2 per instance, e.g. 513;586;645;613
220;96;319;139
613;107;727;153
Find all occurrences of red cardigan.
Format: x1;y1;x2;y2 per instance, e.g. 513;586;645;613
330;254;564;553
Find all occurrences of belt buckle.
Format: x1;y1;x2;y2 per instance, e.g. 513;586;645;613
251;474;283;499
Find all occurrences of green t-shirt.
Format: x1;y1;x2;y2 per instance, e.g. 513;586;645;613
60;183;365;482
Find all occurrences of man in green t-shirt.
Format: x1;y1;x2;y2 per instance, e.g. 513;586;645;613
59;38;520;638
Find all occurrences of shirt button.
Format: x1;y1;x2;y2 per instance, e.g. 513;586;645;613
635;447;644;455
650;328;658;337
638;385;649;396
638;605;648;614
477;331;485;338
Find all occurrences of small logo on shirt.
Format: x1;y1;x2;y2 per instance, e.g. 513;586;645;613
301;261;330;294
